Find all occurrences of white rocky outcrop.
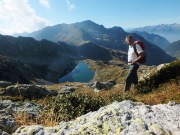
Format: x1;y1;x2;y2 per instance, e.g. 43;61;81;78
13;100;180;135
0;99;43;134
140;63;169;81
0;84;58;99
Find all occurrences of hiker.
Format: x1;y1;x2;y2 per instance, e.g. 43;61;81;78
124;35;145;92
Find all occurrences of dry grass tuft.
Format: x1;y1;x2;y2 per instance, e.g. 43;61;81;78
10;60;180;128
13;79;179;128
133;80;180;105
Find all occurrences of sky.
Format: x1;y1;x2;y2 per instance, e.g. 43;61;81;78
0;0;180;35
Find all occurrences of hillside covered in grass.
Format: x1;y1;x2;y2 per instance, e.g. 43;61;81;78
0;60;179;134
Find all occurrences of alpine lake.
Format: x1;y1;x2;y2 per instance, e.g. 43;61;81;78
59;62;95;83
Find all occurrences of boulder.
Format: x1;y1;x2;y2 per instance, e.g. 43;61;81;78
0;99;43;134
90;80;116;90
6;102;43;117
58;80;117;94
0;114;17;134
1;84;58;99
13;100;180;134
0;129;9;135
59;86;76;94
0;81;15;88
139;64;169;81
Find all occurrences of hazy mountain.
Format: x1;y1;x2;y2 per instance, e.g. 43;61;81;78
13;20;175;65
16;23;98;46
74;20;127;50
127;23;180;42
132;31;170;49
15;20;128;51
164;40;180;59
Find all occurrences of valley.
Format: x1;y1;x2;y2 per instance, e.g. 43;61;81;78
0;20;179;134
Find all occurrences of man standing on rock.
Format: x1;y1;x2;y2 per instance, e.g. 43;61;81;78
124;35;145;92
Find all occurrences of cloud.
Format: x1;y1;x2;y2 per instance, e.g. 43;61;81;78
0;0;50;35
39;0;50;8
65;0;75;11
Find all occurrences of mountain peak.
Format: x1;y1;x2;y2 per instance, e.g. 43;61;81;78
81;20;95;24
75;20;105;29
110;26;124;31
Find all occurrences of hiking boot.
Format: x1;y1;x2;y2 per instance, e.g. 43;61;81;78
132;84;137;89
123;89;130;94
123;89;130;92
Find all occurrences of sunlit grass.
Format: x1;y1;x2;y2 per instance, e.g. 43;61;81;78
10;60;180;128
13;78;179;128
133;79;180;105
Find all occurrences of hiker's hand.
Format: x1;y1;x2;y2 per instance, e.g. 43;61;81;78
131;60;136;65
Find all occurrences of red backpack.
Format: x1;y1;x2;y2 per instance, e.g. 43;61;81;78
133;40;146;64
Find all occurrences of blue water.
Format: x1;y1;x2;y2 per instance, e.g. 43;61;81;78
59;62;95;83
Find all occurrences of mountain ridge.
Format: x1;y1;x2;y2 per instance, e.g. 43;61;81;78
0;34;77;83
12;20;175;66
127;23;180;42
164;40;180;59
132;31;170;49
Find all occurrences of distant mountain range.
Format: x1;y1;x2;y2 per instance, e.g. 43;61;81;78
131;31;170;49
14;20;128;51
164;40;180;59
13;20;175;66
0;20;176;83
127;23;180;42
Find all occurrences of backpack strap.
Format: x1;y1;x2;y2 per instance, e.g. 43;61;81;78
133;44;139;57
133;44;146;64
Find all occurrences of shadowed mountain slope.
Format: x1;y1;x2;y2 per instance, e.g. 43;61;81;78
0;34;76;83
0;34;128;83
0;55;40;83
164;40;180;59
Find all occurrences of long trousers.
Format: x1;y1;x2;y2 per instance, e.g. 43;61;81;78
124;64;139;91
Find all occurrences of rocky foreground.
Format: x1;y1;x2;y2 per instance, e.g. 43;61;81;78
13;100;180;135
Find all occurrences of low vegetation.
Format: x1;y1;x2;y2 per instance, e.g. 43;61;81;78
37;93;105;125
84;59;128;83
10;60;180;127
136;60;180;93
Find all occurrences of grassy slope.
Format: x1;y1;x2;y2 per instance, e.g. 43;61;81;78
4;59;180;128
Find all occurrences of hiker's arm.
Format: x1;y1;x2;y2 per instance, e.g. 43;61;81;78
132;52;145;64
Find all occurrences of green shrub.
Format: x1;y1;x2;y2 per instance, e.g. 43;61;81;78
136;60;180;93
108;93;123;102
108;93;136;103
43;93;105;122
